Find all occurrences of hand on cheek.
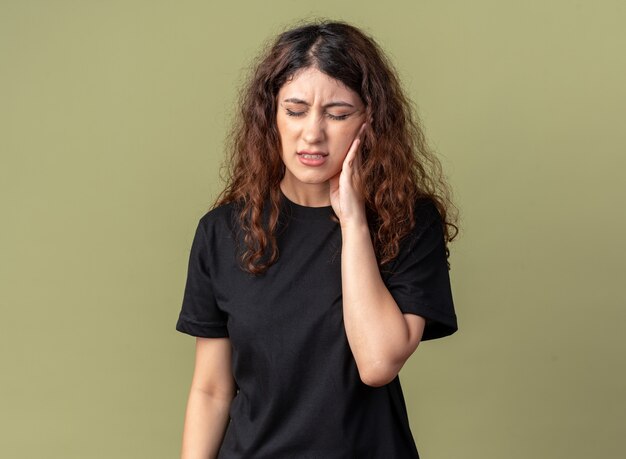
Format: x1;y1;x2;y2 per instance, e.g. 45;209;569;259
329;122;367;227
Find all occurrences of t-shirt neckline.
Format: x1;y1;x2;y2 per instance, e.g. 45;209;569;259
279;188;335;221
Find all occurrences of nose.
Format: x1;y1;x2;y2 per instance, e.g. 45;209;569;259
302;113;325;144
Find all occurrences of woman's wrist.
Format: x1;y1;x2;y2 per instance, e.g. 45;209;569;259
340;217;369;234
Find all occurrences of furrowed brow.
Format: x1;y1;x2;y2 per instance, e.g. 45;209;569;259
283;98;355;109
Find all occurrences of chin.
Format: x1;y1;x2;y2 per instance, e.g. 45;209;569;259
294;174;330;184
283;158;340;185
285;169;320;182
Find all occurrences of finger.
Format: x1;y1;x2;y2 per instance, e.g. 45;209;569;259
353;123;366;159
359;122;367;137
345;138;360;169
349;123;365;153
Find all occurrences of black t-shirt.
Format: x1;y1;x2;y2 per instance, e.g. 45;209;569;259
175;189;458;458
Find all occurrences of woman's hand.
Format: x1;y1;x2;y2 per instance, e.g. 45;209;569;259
329;122;368;228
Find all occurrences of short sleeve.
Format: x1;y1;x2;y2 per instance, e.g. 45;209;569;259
175;217;229;338
383;200;458;341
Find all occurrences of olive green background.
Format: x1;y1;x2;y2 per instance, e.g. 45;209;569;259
1;1;624;458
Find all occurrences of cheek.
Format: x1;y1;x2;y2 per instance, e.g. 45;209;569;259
331;127;357;156
277;117;298;141
275;115;285;138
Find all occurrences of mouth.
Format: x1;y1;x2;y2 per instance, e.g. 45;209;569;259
297;151;328;159
296;151;328;167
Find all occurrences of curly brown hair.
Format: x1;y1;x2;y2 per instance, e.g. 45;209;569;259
211;18;460;275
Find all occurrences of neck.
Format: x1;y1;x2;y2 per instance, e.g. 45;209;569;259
280;177;331;207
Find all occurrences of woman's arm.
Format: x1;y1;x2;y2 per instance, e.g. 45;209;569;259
329;124;426;388
180;337;236;459
340;222;426;387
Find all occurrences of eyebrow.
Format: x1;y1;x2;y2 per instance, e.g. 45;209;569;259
282;98;355;109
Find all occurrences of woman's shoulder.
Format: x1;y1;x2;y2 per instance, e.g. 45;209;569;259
412;196;442;231
197;200;241;234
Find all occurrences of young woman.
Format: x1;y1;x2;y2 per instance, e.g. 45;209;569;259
175;19;459;459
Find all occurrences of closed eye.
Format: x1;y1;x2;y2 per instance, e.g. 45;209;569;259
328;113;350;120
286;109;350;121
285;109;304;117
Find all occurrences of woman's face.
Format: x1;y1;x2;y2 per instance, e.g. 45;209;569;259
276;67;366;195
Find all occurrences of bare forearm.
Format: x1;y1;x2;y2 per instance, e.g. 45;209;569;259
180;387;233;459
341;221;411;385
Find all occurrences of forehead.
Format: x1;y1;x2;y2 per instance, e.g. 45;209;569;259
278;67;361;103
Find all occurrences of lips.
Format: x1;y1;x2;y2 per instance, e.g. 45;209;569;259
296;151;328;167
297;150;328;156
